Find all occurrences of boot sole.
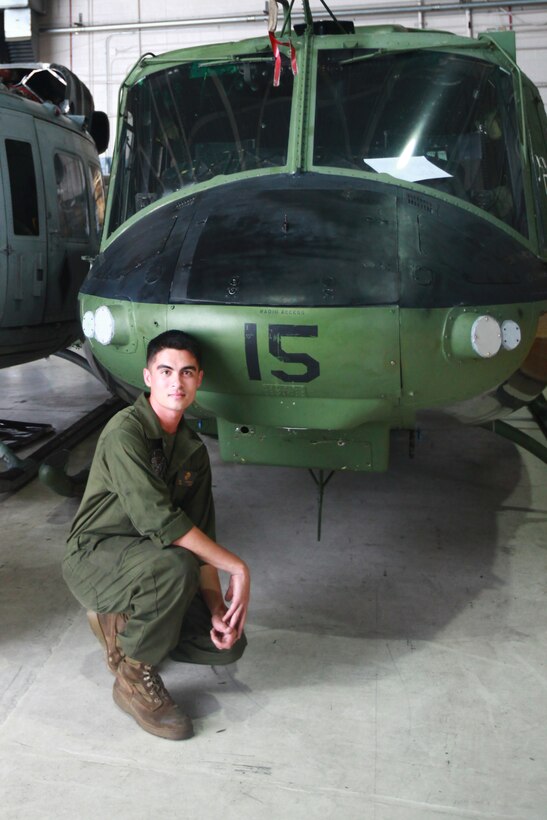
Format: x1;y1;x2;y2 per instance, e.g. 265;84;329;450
113;682;194;741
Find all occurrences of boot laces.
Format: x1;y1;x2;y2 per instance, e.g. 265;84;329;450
142;665;170;704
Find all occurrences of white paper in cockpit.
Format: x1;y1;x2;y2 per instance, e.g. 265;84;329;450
364;156;453;183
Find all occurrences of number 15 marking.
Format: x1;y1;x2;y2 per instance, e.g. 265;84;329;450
244;323;320;384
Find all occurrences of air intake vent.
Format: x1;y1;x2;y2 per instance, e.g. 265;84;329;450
6;41;34;61
407;194;435;214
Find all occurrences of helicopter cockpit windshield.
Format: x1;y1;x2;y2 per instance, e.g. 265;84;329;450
108;55;294;233
314;49;528;236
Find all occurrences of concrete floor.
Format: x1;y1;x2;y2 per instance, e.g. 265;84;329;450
1;357;546;820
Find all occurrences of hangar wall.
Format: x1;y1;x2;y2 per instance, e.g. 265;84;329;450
37;0;547;162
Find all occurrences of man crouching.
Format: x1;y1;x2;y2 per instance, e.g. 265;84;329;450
63;330;250;740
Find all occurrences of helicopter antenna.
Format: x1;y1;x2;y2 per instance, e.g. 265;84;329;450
298;0;348;35
316;0;349;33
300;0;313;30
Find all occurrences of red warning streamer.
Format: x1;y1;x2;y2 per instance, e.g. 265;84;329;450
269;31;298;87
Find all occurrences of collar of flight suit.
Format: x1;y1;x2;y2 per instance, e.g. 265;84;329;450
132;392;203;454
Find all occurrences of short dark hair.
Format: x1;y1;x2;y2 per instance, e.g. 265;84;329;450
146;330;202;368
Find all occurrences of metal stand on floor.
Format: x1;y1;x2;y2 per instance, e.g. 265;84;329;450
0;396;125;494
0;419;55;450
529;393;547;440
481;394;547;465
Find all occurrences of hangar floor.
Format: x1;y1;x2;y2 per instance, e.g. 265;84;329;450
0;356;546;820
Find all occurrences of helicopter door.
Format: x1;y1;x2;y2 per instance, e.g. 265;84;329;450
0;112;47;328
0;160;6;326
34;120;93;324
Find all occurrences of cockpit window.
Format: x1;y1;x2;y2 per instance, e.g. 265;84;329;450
108;56;294;234
314;50;528;236
524;84;547;254
54;152;90;239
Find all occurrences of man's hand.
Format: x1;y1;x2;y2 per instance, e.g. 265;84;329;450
209;613;239;650
223;565;250;639
198;559;251;647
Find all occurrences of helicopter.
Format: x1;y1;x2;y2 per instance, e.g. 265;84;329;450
0;62;108;370
77;0;547;479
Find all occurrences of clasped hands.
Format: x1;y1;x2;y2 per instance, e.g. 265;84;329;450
209;566;250;651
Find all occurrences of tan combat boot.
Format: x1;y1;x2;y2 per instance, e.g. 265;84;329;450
87;611;128;673
113;657;193;741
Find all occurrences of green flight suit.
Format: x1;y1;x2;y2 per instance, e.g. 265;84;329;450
63;393;246;667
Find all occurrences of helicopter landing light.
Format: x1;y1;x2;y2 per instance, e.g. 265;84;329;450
92;304;131;347
94;305;115;346
82;311;95;339
471;316;502;358
449;313;502;360
501;320;521;351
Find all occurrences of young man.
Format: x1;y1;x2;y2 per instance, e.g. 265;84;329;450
63;330;250;741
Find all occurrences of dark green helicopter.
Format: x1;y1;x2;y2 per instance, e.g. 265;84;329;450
78;0;547;477
0;63;108;369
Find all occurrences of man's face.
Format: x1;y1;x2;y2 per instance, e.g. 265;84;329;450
143;347;203;416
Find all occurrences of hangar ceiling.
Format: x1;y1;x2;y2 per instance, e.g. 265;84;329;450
1;1;546;156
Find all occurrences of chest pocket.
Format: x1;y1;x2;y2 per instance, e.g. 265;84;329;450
149;435;202;508
171;467;198;509
177;470;196;488
150;443;167;479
